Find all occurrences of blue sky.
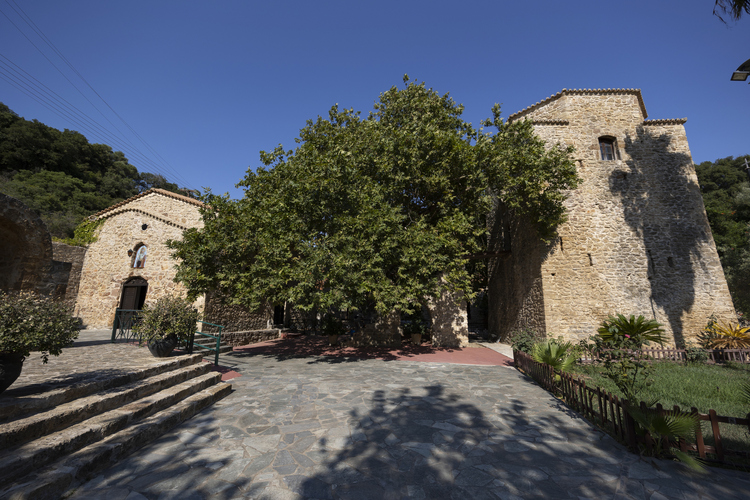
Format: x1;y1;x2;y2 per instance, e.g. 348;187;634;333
1;1;748;198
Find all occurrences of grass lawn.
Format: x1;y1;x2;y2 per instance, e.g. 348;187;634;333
569;361;750;456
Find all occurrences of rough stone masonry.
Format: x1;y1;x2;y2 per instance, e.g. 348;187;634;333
488;88;736;346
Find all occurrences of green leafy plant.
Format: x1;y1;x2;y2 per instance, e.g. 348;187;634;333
132;295;199;344
0;291;79;363
62;218;105;247
684;345;709;364
705;321;750;349
697;315;720;349
625;400;704;471
507;328;542;354
531;339;576;380
602;340;655;402
597;314;665;349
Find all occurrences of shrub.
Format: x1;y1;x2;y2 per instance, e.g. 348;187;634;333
704;321;750;349
531;339;576;375
132;295;199;344
597;314;665;349
697;315;719;349
507;328;542;354
0;291;79;363
685;345;709;364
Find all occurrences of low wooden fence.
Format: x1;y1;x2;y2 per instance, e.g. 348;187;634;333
514;350;750;464
578;348;750;364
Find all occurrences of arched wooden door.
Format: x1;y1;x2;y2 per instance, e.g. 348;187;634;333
119;277;148;310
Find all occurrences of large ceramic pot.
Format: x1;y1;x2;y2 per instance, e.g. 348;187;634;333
147;335;178;357
0;353;25;395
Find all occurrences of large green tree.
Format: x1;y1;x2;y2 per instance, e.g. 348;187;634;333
170;78;578;317
695;155;750;315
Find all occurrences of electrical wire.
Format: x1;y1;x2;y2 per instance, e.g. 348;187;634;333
0;1;195;190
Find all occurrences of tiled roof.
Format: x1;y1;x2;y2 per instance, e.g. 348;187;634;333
642;118;687;125
508;88;648;122
91;188;203;219
528;119;569;126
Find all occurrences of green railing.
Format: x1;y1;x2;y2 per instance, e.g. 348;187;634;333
111;309;142;344
192;321;225;366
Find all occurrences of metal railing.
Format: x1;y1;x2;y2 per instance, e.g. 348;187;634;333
111;310;225;365
111;309;142;344
192;321;225;366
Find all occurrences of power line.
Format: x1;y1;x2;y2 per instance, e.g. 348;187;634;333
0;1;195;189
0;55;183;178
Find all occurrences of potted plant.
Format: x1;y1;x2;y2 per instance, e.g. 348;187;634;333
321;315;345;346
0;291;80;394
132;295;199;357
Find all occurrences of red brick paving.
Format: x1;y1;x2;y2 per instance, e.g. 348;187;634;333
232;336;514;367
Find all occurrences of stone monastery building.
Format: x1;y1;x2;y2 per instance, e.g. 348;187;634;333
5;88;730;347
489;88;735;346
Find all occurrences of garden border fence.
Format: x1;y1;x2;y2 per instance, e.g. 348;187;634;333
513;350;750;465
578;348;750;364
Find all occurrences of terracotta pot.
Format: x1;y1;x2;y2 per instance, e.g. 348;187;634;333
147;335;177;357
0;353;25;395
411;333;422;345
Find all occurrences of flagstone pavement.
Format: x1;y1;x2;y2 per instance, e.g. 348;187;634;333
67;332;750;500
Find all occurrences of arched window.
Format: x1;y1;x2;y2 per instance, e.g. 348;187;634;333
599;136;620;161
133;244;148;268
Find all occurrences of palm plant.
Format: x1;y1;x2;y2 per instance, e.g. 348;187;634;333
705;322;750;349
531;339;576;378
597;314;665;349
625;401;704;472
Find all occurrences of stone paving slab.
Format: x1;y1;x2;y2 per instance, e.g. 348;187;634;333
67;347;750;500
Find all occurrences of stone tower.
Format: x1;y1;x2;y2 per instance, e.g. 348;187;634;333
488;89;736;346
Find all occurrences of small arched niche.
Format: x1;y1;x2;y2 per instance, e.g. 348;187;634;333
132;243;148;269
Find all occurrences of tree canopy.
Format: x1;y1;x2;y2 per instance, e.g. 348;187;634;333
0;102;187;239
695;155;750;315
169;79;578;317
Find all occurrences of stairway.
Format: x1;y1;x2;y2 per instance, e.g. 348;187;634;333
0;353;231;500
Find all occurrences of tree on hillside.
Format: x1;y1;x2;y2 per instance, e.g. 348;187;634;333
169;78;579;319
695;155;750;316
0;101;187;239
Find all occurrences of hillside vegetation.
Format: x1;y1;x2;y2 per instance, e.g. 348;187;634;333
0;102;183;239
695;155;750;317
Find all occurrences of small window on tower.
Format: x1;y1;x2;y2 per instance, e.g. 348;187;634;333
599;136;619;161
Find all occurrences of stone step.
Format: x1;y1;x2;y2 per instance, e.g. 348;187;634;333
0;371;223;490
0;362;211;450
0;382;232;500
0;354;205;424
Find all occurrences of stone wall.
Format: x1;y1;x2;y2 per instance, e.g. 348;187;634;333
427;290;469;347
222;329;280;347
74;190;204;328
0;193;53;294
49;242;86;309
203;293;273;332
492;89;736;346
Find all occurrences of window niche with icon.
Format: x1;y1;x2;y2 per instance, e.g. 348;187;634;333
130;243;148;269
